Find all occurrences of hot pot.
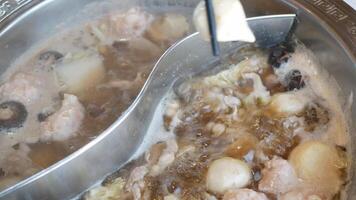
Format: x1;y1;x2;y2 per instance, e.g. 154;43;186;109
0;0;355;199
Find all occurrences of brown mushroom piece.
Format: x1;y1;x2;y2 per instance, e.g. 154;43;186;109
0;101;27;131
38;50;64;61
268;41;296;68
285;70;305;91
37;50;64;66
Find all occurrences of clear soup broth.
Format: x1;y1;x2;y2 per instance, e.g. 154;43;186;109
0;7;191;189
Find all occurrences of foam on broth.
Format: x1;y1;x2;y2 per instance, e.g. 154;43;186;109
83;44;351;200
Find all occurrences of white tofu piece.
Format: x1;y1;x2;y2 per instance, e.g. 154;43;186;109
193;0;255;42
55;55;105;94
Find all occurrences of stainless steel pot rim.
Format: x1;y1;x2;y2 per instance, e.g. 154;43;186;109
0;0;354;199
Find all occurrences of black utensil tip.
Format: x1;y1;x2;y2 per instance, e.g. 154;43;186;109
204;0;220;56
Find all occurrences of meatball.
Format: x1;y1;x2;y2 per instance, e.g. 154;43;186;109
288;141;344;194
38;50;63;61
206;157;251;194
40;94;85;141
0;73;42;106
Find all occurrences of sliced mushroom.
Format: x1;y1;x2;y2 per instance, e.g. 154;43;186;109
0;101;27;131
37;111;53;122
268;46;289;68
38;50;64;61
285;70;305;91
302;103;329;132
55;54;106;95
268;41;295;68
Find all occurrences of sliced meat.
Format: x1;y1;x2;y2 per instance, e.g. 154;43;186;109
258;157;298;194
90;8;153;45
40;94;85;142
145;142;166;166
125;166;149;200
98;72;145;91
150;139;178;176
279;188;328;200
223;189;269;200
84;178;127;200
242;73;271;106
146;14;189;44
0;73;42;106
0;143;38;177
110;8;153;39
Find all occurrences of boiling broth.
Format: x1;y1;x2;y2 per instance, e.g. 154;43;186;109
84;44;351;200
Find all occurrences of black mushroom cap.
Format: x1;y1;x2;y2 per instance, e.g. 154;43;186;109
38;50;64;62
37;112;50;122
285;69;305;91
268;40;296;68
0;101;28;131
